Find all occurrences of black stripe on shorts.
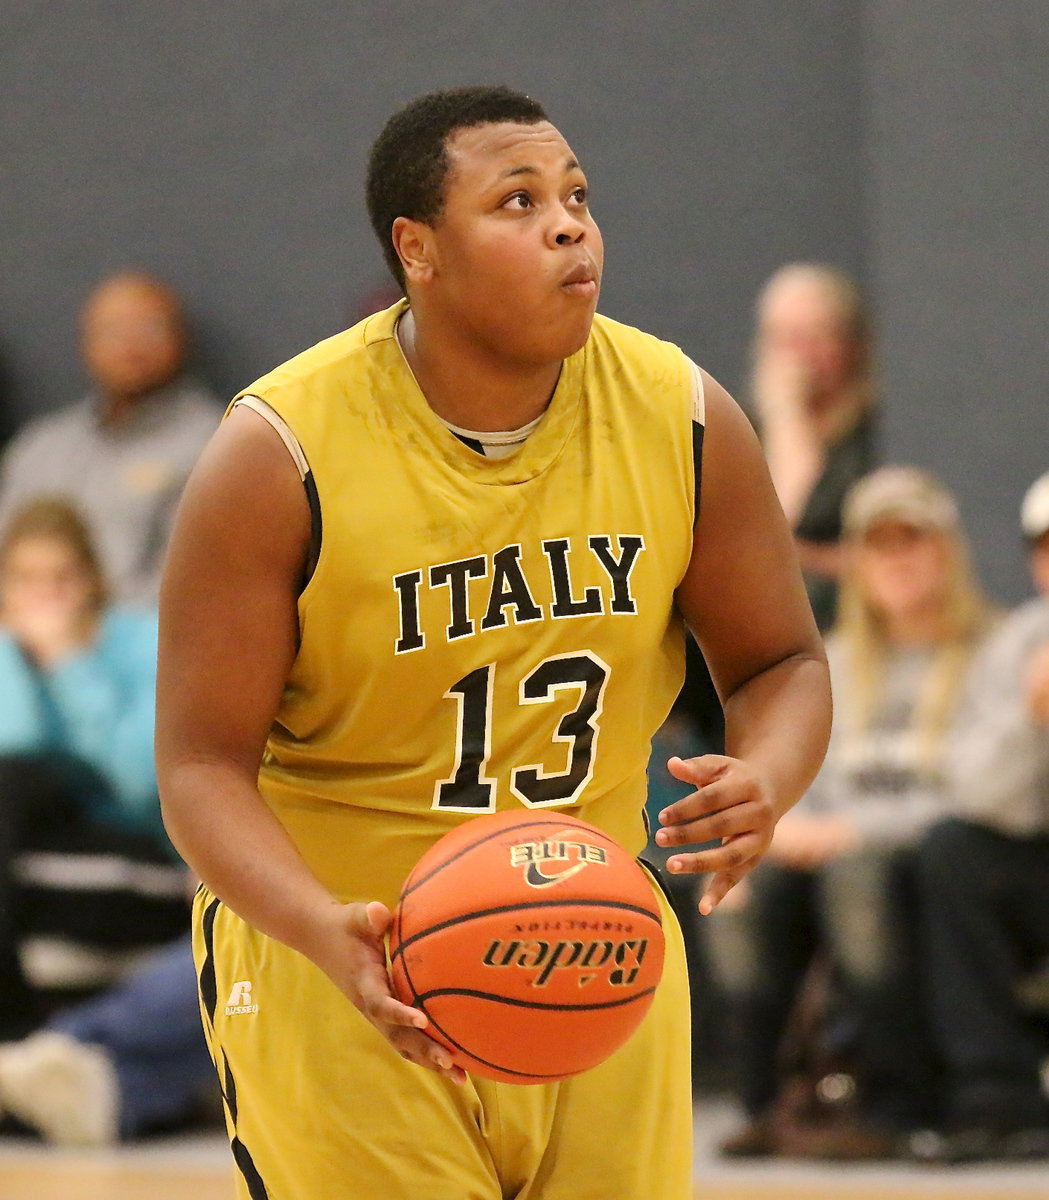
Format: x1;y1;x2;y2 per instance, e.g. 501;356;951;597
197;895;221;1032
223;1050;270;1199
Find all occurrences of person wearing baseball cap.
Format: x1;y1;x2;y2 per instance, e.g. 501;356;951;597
910;470;1049;1163
841;464;961;540
710;465;992;1160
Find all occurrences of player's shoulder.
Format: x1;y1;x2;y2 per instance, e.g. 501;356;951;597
588;313;705;424
588;311;689;361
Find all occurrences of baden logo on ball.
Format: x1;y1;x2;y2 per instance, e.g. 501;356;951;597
389;810;666;1083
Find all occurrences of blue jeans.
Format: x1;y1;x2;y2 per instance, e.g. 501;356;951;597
49;935;216;1138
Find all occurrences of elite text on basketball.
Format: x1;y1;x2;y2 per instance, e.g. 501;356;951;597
509;834;608;888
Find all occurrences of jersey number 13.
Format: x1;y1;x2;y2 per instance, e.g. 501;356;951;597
433;651;610;812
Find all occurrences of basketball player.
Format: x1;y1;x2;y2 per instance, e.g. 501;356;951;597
156;86;831;1199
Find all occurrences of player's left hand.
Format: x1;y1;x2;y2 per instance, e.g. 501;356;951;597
654;754;776;915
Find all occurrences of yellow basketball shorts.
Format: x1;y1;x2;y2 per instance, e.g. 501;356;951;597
191;869;693;1200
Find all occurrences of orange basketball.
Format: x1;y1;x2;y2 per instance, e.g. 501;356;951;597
389;810;665;1084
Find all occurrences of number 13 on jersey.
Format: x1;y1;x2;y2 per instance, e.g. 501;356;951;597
434;651;610;812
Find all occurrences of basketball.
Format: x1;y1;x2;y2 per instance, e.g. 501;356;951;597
389;810;665;1084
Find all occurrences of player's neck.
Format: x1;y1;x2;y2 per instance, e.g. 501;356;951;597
397;307;562;434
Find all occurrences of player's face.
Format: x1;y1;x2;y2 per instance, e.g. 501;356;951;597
425;121;603;365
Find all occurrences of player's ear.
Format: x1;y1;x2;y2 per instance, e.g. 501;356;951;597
392;217;435;286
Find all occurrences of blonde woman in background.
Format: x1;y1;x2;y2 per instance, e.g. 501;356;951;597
752;263;878;630
708;466;994;1160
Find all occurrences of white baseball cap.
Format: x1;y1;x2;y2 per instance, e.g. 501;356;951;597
1020;471;1049;541
843;466;959;537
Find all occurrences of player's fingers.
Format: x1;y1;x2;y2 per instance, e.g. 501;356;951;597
698;865;750;915
654;787;756;845
659;772;764;830
338;900;391;946
359;987;428;1031
388;1025;445;1062
363;899;393;937
663;831;762;879
657;781;721;828
388;1026;465;1083
665;754;730;790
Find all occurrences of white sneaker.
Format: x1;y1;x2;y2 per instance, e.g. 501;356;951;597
0;1031;119;1146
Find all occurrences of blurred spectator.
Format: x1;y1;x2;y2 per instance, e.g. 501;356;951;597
0;498;187;1038
751;263;878;630
0;935;214;1146
706;467;993;1159
908;471;1049;1163
0;272;218;607
668;263;877;832
0;277;411;1148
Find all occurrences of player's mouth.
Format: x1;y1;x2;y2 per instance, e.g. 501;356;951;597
560;261;599;299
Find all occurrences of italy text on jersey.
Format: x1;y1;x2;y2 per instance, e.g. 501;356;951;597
393;534;645;654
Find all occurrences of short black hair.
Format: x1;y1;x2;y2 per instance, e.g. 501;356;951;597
366;85;549;289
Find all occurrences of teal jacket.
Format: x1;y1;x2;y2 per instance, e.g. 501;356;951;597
0;608;165;843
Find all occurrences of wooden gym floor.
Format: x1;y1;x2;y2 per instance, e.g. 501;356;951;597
0;1102;1046;1199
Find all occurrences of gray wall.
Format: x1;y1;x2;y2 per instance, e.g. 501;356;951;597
2;2;1045;600
864;0;1049;602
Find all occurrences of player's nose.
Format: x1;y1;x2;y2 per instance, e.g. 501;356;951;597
551;209;587;247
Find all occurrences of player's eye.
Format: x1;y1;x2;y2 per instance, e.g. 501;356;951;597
569;186;589;206
502;192;533;211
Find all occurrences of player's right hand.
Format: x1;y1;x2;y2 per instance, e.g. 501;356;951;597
304;899;466;1084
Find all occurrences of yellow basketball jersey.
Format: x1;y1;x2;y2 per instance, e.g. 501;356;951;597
235;300;701;907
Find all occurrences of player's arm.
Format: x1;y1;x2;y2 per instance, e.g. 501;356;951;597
155;407;462;1081
659;372;832;913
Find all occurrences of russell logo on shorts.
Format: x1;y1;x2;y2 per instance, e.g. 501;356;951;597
225;980;259;1015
